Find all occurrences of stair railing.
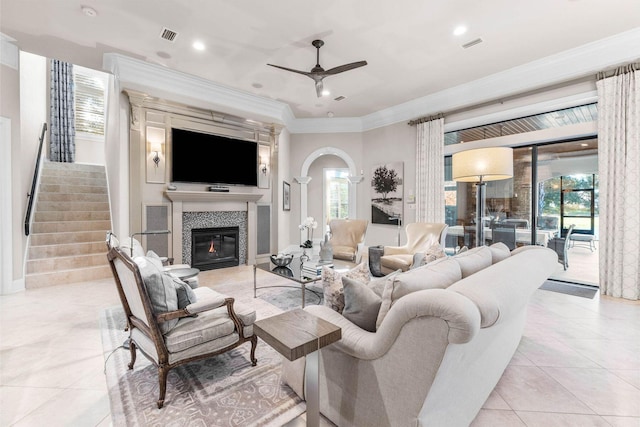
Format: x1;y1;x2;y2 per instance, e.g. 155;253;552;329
24;123;48;236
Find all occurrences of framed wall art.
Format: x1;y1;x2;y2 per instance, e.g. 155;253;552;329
283;181;291;211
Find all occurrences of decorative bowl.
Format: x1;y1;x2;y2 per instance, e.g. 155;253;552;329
270;253;294;267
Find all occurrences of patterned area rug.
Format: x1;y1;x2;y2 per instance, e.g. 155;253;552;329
100;275;319;426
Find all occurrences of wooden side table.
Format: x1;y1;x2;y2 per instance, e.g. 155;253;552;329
253;309;341;427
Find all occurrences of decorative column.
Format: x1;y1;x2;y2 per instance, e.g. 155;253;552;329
347;174;364;220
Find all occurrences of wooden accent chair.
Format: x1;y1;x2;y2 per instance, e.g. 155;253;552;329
369;222;448;276
328;219;369;262
106;243;257;408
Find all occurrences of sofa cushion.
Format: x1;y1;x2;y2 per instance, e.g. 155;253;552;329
134;256;179;333
489;242;511;264
322;262;371;313
376;257;462;329
452;246;493;278
341;276;382;332
164;306;236;353
411;243;447;269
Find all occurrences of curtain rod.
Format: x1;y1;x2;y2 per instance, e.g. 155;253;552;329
407;113;444;126
596;61;639;80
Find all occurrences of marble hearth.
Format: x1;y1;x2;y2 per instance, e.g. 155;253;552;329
164;191;263;265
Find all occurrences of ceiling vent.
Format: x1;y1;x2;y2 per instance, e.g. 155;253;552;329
462;38;483;49
159;27;178;42
334;95;346;101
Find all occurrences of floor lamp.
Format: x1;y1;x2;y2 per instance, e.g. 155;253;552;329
452;147;513;248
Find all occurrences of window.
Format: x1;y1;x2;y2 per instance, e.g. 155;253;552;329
73;65;108;138
324;168;350;231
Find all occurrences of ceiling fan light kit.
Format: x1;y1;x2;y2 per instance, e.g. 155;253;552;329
268;39;368;98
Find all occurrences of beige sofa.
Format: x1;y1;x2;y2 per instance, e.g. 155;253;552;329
282;244;558;427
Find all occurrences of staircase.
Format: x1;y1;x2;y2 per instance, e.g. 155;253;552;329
25;162;112;288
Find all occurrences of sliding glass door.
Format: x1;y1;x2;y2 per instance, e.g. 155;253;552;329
445;138;599;285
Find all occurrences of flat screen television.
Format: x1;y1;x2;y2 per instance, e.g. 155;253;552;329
171;128;258;186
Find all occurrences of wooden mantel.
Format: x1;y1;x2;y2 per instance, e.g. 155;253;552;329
164;190;263;203
165;190;264;265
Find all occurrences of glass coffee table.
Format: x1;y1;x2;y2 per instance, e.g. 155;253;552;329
253;257;348;308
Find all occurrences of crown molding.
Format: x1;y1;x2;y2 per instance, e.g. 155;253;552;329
103;28;640;135
0;33;19;70
360;27;640;131
287;117;363;134
103;53;294;126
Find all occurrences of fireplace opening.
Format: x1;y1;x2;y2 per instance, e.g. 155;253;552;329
191;226;239;271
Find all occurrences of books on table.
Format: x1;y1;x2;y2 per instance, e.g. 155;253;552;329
301;260;333;278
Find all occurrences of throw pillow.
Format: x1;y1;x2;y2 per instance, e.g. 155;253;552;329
341;276;382;332
134;256;179;334
489;242;511;264
367;270;401;297
173;277;197;309
376;258;462;329
410;243;447;269
452;246;493;278
321;262;370;313
145;250;165;270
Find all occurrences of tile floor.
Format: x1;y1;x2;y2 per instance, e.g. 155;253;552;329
1;265;638;426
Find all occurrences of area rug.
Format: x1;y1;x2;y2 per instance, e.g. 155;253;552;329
539;280;598;299
100;276;317;426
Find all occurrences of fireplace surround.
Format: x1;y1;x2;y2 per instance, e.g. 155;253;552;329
165;190;263;266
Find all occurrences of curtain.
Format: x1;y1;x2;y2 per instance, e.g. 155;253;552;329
596;64;639;300
415;117;445;223
49;59;75;162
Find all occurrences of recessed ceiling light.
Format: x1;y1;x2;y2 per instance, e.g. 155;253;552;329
580;143;589;147
322;89;330;97
192;41;205;51
81;6;98;17
453;25;467;36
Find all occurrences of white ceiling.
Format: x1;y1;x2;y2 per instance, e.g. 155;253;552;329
2;0;640;119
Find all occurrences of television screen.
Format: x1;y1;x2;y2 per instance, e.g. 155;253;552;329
171;128;258;186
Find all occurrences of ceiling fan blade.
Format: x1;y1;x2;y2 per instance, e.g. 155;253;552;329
315;79;324;98
267;63;312;77
324;60;368;75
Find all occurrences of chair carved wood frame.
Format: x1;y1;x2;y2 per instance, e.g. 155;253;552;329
107;246;257;408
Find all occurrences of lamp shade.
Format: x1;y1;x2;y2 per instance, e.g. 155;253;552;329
452;147;514;182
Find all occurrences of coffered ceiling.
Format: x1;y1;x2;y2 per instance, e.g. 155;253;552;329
2;0;639;119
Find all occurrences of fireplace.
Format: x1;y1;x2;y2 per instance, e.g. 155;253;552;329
191;227;240;271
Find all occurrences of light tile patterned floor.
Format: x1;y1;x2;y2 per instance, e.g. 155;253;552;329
0;265;638;426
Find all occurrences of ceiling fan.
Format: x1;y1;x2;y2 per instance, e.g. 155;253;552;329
268;39;368;98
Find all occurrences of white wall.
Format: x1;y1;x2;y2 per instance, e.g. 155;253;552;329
276;129;291;252
1;35;22;294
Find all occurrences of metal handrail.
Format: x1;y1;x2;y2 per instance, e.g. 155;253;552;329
24;123;47;236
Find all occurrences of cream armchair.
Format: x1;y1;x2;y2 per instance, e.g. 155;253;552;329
370;222;448;276
328;219;369;262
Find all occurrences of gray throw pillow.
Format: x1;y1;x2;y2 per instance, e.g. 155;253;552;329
341;276;382;332
173;277;197;309
134;256;179;334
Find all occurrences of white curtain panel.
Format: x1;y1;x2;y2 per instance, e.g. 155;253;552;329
596;64;639;300
416;118;445;223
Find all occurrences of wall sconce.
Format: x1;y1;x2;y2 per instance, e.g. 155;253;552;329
259;156;269;175
147;126;166;169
